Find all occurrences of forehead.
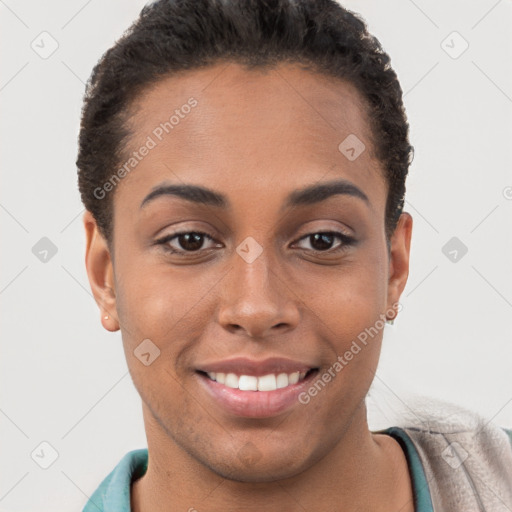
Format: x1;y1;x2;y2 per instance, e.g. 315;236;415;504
116;61;385;211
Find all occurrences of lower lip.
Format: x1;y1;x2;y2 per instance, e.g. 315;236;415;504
196;371;318;418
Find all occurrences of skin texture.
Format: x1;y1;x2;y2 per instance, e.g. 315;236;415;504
84;62;414;511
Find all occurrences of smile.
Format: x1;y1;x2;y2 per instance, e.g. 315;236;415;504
195;357;319;418
203;370;314;391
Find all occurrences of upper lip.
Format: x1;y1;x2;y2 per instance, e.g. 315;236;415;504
197;357;317;377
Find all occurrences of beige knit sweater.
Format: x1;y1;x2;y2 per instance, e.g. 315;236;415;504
395;397;512;511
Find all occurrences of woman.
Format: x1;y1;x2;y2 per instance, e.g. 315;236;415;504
78;0;512;510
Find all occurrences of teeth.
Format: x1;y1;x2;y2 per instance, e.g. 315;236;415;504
205;370;309;391
258;374;276;391
276;373;289;389
225;373;239;389
288;371;300;385
239;375;258;391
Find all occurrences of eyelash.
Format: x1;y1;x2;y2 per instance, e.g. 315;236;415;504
154;230;356;256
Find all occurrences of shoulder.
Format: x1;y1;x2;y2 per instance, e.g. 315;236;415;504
391;396;512;511
83;448;148;512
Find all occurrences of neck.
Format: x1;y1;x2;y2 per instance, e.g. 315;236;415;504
131;400;413;512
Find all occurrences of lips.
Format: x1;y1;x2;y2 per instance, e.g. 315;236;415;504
197;356;315;377
195;357;319;417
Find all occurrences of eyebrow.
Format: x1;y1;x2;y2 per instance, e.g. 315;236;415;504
140;179;369;210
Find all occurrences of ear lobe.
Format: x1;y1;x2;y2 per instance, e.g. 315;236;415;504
83;210;120;332
386;212;413;321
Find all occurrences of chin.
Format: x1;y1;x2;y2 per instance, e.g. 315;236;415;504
195;439;319;483
209;456;309;483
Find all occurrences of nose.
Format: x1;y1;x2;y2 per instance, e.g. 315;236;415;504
217;245;300;339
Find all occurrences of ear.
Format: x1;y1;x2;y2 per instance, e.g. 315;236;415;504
386;212;413;321
83;210;119;332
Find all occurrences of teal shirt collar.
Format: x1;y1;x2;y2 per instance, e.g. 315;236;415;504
84;448;148;512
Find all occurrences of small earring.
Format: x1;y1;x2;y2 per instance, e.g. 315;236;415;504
104;315;109;320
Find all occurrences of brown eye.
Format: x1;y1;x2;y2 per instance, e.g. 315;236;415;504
175;232;205;251
155;231;221;254
295;231;355;253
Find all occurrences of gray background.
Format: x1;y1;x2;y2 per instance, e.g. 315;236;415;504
1;0;511;510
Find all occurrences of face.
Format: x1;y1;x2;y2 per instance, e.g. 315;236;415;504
84;62;412;482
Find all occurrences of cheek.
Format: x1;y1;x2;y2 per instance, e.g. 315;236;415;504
113;263;208;423
113;258;226;394
306;256;388;336
299;249;388;395
297;267;386;428
114;259;215;342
